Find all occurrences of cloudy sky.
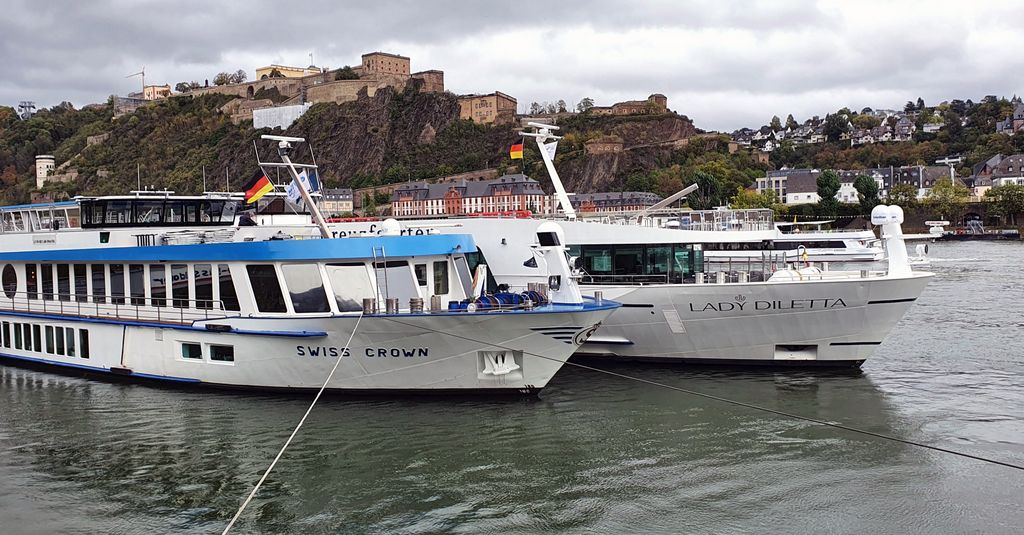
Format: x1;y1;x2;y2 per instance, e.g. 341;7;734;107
2;0;1023;131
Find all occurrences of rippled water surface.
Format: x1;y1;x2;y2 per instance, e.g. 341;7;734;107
1;242;1022;534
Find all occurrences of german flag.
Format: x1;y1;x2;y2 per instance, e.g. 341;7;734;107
510;142;524;160
242;170;273;204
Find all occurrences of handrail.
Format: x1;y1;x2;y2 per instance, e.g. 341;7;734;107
0;290;239;324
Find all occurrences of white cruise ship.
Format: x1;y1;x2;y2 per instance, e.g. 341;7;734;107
0;137;618;394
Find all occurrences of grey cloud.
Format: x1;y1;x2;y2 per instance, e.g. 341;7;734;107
1;0;1023;131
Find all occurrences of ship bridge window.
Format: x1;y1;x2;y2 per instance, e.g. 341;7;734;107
326;263;374;312
105;201;133;225
282;264;330;313
246;265;287;313
135;201;164;224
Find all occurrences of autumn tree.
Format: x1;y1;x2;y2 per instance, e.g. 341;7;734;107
886;183;918;207
925;177;969;224
985;184;1024;226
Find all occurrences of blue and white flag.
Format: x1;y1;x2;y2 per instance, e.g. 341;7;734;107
286;170;320;205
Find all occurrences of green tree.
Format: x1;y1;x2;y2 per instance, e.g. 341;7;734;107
823;114;850;142
785;114;798;130
925;177;969;224
770;115;782;131
985;184;1024;226
362;192;377;215
687;170;724;210
334;66;359;80
556;99;567;113
886;183;918;207
213;72;232;86
576;97;594;113
816;169;841;216
853;174;881;213
730;186;782;212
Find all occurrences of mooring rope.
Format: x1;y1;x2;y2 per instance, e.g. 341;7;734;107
222;312;364;534
380;315;1024;472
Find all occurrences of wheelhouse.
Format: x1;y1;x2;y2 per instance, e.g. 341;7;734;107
567;243;705;284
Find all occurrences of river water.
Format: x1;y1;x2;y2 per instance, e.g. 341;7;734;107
0;241;1022;534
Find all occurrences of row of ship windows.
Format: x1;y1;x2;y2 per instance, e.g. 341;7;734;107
1;263;240;311
181;341;234;363
0;259;454;316
1;321;90;359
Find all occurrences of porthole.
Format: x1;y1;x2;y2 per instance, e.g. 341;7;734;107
2;264;16;299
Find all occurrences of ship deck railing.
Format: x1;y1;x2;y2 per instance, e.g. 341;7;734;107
0;292;239;325
578;265;887;286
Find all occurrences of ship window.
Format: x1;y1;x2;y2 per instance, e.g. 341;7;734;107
22;324;32;351
90;265;106;304
246;265;287;313
210;344;234;362
110;265;125;304
80;330;90;359
282;264;330;313
194;264;214;309
433;261;449;295
453;257;472;297
135;201;163;224
66;328;75;357
149;264;166;307
57;264;71;301
1;321;8;348
171;264;189;308
74;264;87;302
537;231;560;246
645;246;671;276
373;260;419;304
414;263;427;286
164;202;184;224
45;326;54;353
218;265;240;311
325;263;374;312
26;264;37;300
2;264;15;299
41;263;53;300
55;327;65;355
105;201;132;225
181;342;202;360
32;325;41;352
129;264;145;306
13;323;22;349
